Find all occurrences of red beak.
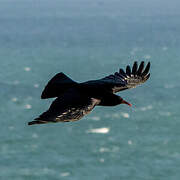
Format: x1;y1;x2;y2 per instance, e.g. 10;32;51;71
122;100;132;107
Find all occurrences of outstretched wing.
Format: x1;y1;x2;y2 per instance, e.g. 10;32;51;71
29;88;100;125
41;72;78;99
98;61;150;93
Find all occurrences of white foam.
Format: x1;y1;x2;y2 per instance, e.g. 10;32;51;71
128;140;132;145
42;168;54;174
112;113;120;118
60;172;70;177
164;84;175;89
34;83;39;88
99;158;105;163
91;116;100;121
25;104;32;109
139;105;153;111
99;147;110;153
130;47;142;55
24;67;31;71
32;133;38;138
87;127;110;134
112;112;130;118
144;55;151;59
11;97;18;102
121;112;130;118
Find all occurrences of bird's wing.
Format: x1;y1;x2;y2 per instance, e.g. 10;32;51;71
33;88;100;124
41;72;78;99
96;61;150;93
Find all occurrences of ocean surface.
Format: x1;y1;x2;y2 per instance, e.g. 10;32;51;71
1;0;180;179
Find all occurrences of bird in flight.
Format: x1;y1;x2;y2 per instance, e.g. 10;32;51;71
28;61;150;125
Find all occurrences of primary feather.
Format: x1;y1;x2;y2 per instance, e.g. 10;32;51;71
97;61;150;93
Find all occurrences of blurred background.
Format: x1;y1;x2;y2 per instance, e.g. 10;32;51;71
1;0;180;179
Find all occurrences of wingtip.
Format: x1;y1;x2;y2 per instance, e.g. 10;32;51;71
28;119;48;125
146;73;150;80
28;121;36;125
137;61;144;75
142;61;150;77
132;61;138;75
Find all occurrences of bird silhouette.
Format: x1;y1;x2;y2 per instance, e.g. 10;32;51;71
28;61;150;125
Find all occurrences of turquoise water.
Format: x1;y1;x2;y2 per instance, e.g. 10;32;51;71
1;0;180;179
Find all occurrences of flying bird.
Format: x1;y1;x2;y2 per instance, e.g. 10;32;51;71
28;61;150;125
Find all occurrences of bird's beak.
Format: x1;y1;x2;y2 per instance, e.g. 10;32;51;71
122;99;132;107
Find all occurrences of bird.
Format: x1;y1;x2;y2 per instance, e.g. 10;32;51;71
28;61;150;125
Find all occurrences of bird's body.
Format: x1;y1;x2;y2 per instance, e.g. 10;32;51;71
28;61;150;125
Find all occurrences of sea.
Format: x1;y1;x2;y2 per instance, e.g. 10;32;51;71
1;0;180;179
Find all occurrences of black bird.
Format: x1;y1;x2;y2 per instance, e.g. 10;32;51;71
28;61;150;125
